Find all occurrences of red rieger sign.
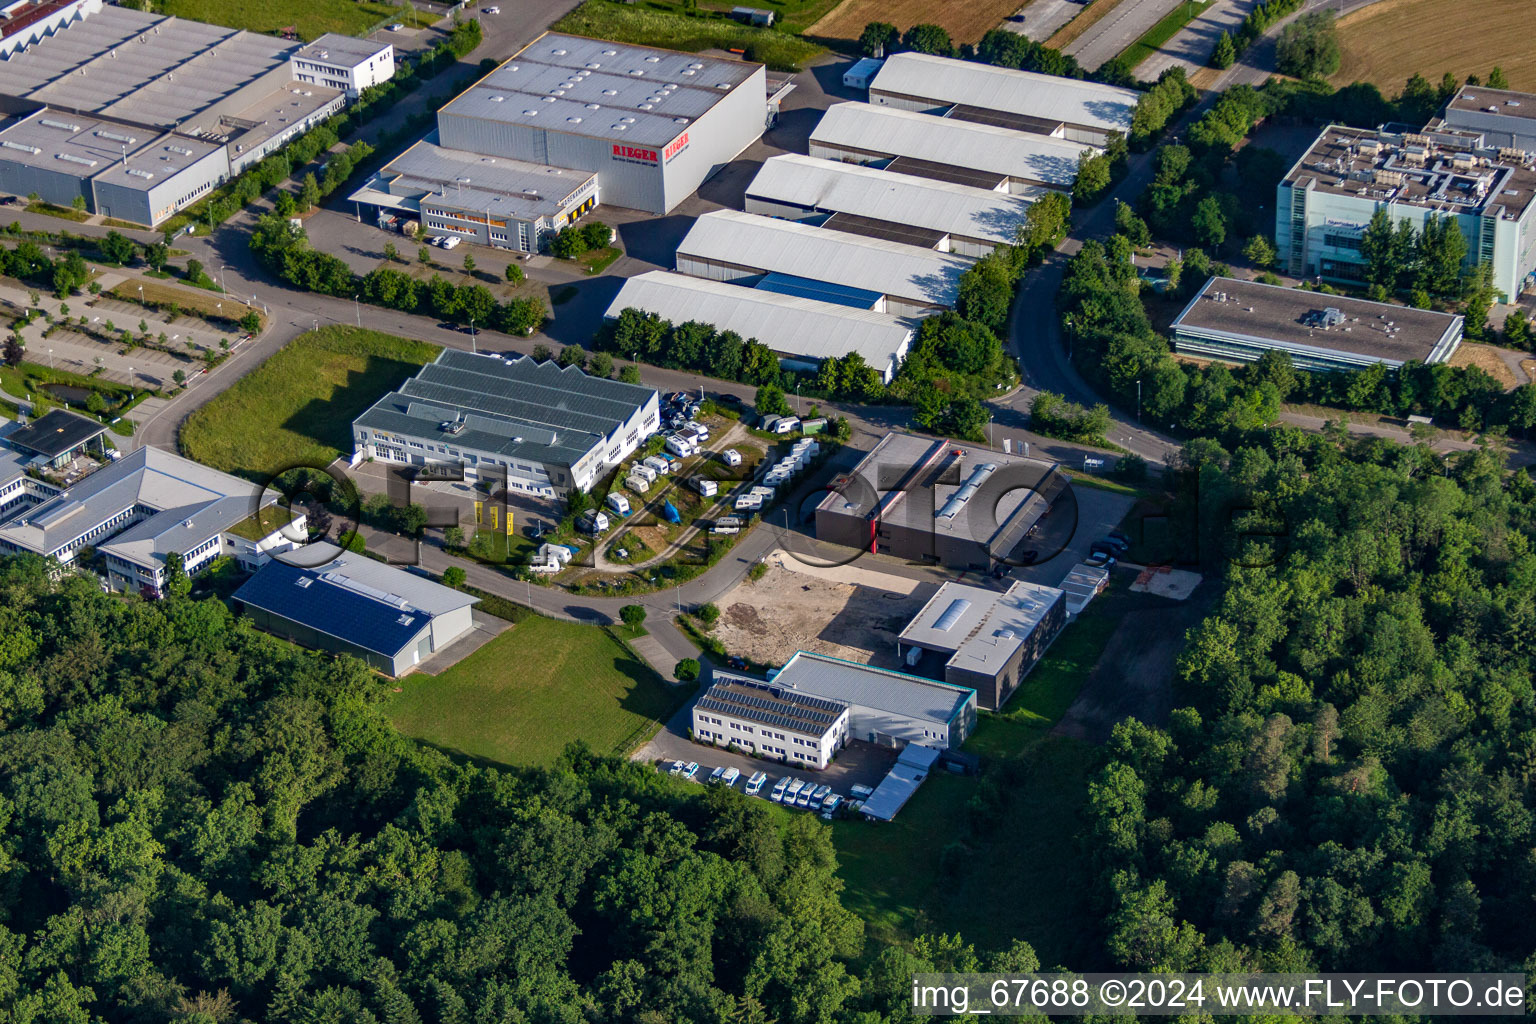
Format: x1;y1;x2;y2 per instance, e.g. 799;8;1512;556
664;132;689;163
612;143;658;164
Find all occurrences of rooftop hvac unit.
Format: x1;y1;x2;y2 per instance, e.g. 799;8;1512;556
95;129;135;144
55;152;96;166
40;117;80;131
1;140;39;154
126;168;153;179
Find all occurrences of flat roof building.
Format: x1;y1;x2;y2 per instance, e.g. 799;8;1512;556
0;0;98;58
5;408;107;467
292;33;394;96
1441;84;1536;151
435;32;768;214
605;270;916;383
0;445;301;594
816;431;1066;571
0;5;364;221
352;348;661;496
348;137;598;253
1058;562;1110;616
809;101;1089;193
867;51;1137;146
771;650;978;750
675;209;970;316
744;153;1039;258
235;546;478;676
1171;276;1464;372
898;579;1067;710
692;676;850;770
859;741;941;821
1276;124;1536;299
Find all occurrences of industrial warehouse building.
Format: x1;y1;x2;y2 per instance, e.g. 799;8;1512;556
605;271;917;382
898;580;1067;710
675;209;970;315
0;6;386;223
0;0;98;58
235;546;479;676
809;101;1088;193
352;349;661;496
1276;124;1536;299
348;138;598;253
1170;276;1464;372
432;33;772;215
816;432;1067;571
769;650;978;750
0;445;302;594
866;51;1138;147
744;153;1039;258
692;676;850;769
1439;84;1536;151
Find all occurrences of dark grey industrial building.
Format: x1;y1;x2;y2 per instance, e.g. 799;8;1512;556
897;580;1066;710
815;432;1065;571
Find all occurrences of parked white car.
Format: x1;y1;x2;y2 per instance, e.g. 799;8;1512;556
439;235;461;250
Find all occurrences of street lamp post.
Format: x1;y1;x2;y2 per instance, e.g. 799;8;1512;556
987;413;993;449
353;295;361;327
1136;379;1142;423
217;265;228;295
469;318;476;354
47;347;52;370
312;318;318;332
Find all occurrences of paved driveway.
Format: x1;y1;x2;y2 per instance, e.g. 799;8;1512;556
1065;0;1185;70
1006;0;1084;42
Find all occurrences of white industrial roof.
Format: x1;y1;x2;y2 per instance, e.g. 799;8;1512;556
677;209;969;307
295;33;390;70
869;52;1138;134
746;153;1039;246
900;580;1065;675
810;102;1091;187
605;271;915;374
352;138;595;220
776;651;974;729
439;31;761;148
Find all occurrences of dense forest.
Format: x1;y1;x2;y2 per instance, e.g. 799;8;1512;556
1087;432;1536;977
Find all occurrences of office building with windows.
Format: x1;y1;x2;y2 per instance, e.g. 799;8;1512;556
352;349;660;496
692;676;850;769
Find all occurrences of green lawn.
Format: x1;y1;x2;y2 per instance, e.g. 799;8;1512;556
554;1;824;70
1122;0;1210;69
156;0;424;40
831;588;1132;964
616;0;842;36
180;326;438;482
386;615;689;767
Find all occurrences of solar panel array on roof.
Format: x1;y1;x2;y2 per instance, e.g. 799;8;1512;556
697;677;849;737
234;559;431;658
821;211;948;249
885;155;1009;191
754;271;883;309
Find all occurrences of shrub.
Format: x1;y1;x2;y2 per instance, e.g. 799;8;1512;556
674;658;700;683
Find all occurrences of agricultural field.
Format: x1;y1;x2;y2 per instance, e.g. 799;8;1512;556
156;0;435;40
1330;0;1536;93
618;0;844;36
386;615;688;766
809;0;1026;46
554;1;822;70
180;326;438;482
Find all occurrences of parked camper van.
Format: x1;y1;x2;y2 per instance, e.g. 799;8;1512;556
605;493;631;517
719;448;742;467
690;477;718;498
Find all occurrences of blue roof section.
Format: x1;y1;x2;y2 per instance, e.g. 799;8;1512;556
754;272;883;310
234;559;430;658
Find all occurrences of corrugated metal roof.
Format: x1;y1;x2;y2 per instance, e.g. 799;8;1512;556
754;271;883;308
810;102;1090;188
775;651;974;727
869;51;1137;133
677;209;969;307
605;271;915;375
372;138;594;220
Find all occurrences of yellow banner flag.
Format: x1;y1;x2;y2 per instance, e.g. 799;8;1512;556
504;508;514;535
474;501;483;525
489;506;498;532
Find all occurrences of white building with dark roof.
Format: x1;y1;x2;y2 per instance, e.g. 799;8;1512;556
867;51;1138;146
605;271;916;383
693;676;850;769
352;349;661;496
769;650;978;749
676;209;970;316
744;153;1040;258
809;101;1090;193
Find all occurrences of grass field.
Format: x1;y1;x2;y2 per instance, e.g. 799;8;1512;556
180;327;438;482
156;0;429;39
554;1;824;70
386;615;688;767
809;0;1024;45
831;589;1127;963
1330;0;1536;92
1124;0;1210;69
626;0;844;36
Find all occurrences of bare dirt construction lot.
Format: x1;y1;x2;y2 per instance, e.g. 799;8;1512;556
1450;342;1519;390
1330;0;1536;93
809;0;1026;45
713;561;932;667
1052;583;1214;743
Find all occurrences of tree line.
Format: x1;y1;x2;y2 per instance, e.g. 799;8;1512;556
1084;432;1536;976
248;215;545;335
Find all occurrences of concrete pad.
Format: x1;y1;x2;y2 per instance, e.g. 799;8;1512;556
1129;564;1203;600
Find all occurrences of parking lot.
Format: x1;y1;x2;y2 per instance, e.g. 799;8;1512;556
644;734;901;815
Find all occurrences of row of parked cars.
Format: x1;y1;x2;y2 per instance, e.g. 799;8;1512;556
668;760;866;820
1085;528;1131;569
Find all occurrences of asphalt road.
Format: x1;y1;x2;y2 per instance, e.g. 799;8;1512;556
1065;0;1185;71
1004;0;1083;42
1134;0;1259;78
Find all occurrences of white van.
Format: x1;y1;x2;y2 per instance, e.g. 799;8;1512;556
440;235;461;250
773;416;799;434
605;493;631;517
719;448;742;467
